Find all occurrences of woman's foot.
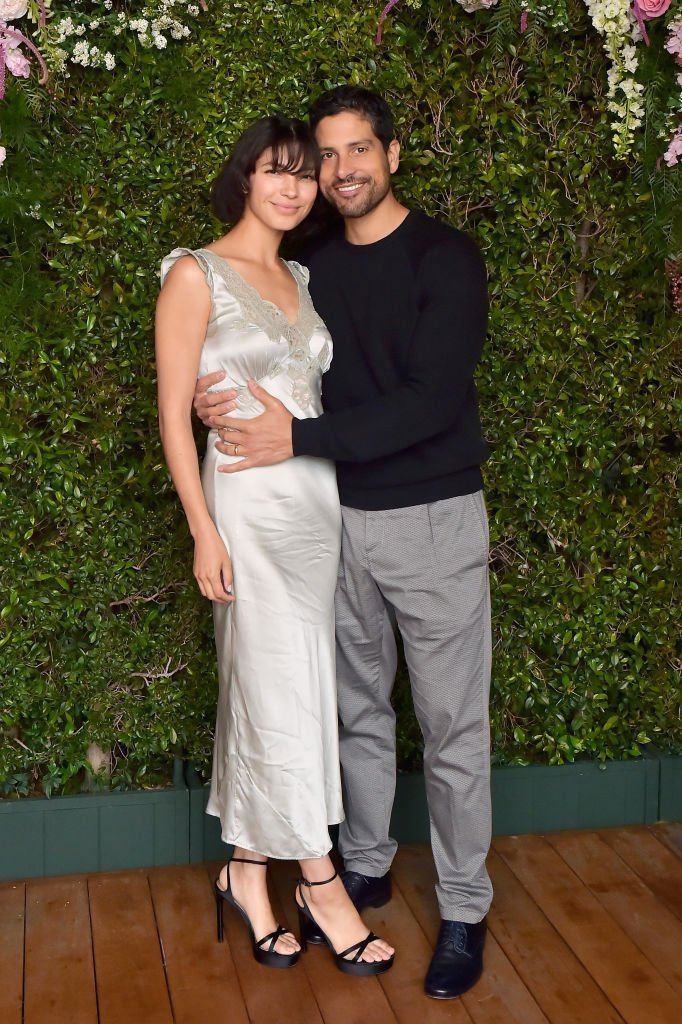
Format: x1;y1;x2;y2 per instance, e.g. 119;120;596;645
219;858;300;956
297;873;394;963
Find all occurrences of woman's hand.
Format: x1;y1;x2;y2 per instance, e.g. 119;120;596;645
193;526;236;604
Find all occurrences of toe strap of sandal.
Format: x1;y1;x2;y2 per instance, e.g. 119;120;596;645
338;930;378;963
256;924;291;953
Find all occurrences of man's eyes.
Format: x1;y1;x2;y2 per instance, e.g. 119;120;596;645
320;148;369;158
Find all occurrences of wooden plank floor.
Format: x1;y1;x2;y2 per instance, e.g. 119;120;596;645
2;825;681;1024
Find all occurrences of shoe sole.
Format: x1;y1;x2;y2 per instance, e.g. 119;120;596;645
424;965;483;999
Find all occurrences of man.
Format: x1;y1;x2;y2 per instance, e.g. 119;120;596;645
195;86;492;999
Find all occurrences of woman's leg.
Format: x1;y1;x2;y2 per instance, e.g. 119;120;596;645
297;854;394;962
218;846;300;954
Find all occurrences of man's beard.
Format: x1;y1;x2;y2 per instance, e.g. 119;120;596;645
322;174;391;219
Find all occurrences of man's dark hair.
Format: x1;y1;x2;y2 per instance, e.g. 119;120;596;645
308;86;395;150
211;115;320;223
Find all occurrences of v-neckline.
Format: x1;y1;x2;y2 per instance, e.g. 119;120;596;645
200;249;302;327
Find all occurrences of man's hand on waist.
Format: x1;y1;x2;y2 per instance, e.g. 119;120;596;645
215;380;294;473
193;370;238;428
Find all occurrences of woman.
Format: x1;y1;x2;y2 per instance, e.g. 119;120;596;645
155;116;394;974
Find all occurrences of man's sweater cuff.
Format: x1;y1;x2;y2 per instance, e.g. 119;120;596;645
292;416;326;458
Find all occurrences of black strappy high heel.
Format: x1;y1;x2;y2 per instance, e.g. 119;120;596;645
214;856;300;969
296;870;395;977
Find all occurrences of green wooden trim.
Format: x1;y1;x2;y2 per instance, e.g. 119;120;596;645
1;756;679;879
0;776;188;881
186;764;232;863
659;756;682;822
183;757;672;856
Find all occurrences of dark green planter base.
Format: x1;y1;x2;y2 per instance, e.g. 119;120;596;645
184;754;676;858
0;783;188;881
2;754;680;880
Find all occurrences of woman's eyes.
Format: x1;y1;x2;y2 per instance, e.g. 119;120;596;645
264;169;316;180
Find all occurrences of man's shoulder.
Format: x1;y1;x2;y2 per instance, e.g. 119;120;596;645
406;211;480;257
399;212;485;287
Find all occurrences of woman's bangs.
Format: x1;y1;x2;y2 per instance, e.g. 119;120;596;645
270;134;320;176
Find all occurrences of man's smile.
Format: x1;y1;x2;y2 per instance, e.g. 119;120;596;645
334;180;368;196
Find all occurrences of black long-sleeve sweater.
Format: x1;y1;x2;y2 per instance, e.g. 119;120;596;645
293;210;489;510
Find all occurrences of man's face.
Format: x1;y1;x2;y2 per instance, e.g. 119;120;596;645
314;111;400;218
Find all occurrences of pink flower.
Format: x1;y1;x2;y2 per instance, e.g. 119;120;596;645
634;0;672;19
5;38;29;77
664;130;682;168
0;145;6;168
0;0;28;21
665;18;682;64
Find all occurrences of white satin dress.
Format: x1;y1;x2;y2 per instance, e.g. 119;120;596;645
161;248;344;859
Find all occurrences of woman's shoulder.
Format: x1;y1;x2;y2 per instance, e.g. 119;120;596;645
160;247;216;288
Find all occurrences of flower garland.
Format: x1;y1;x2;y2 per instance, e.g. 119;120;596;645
48;0;207;74
663;13;682;166
583;0;646;159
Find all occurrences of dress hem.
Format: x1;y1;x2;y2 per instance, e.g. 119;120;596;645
205;805;345;861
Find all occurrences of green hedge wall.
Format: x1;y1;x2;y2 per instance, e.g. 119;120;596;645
1;0;680;795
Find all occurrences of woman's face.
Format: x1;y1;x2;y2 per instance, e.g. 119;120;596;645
244;148;318;231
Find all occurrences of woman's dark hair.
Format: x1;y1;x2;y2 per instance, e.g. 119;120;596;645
308;86;395;151
211;115;320;223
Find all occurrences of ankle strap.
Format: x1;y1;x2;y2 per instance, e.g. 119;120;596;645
299;870;338;887
230;856;268;866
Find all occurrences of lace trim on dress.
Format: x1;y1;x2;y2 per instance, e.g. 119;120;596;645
199;250;331;411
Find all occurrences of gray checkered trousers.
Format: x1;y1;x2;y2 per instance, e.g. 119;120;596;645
335;492;493;922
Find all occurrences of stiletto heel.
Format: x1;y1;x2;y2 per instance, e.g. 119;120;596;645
295;871;395;977
214;857;299;969
215;889;224;942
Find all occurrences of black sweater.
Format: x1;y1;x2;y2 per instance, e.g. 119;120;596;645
293;210;489;510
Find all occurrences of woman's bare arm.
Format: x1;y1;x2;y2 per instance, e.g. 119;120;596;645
155;257;234;604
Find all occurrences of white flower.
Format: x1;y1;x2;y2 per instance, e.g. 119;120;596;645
153;33;167;49
104;52;115;70
0;146;6;169
89;20;100;30
103;0;112;8
72;40;91;66
56;17;75;39
75;24;86;36
0;0;28;21
188;4;199;14
456;0;498;10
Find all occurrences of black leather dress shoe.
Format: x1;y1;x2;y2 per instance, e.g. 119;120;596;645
341;870;392;912
303;870;392;945
424;918;486;999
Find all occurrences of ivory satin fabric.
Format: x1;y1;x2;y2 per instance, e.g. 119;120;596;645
160;249;344;858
